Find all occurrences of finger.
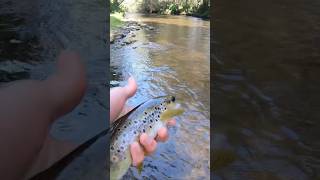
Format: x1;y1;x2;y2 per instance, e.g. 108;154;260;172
166;119;176;126
110;77;137;122
124;76;137;98
44;51;87;120
140;133;157;154
156;127;168;142
117;105;134;119
130;142;144;166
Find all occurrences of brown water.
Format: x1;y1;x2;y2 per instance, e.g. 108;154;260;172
111;14;210;179
214;0;320;179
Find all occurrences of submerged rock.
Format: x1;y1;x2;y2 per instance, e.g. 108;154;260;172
147;26;155;30
123;38;137;45
0;60;34;73
110;34;115;44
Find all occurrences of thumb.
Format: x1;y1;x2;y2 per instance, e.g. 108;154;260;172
110;77;137;122
124;76;137;98
44;51;87;120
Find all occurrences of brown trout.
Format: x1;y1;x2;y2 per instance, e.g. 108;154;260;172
110;96;184;180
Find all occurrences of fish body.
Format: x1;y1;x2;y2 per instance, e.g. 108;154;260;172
110;96;184;180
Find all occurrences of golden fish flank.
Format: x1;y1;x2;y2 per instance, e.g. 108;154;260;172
110;96;184;180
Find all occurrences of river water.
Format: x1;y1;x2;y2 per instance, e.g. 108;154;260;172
111;14;210;179
214;0;320;179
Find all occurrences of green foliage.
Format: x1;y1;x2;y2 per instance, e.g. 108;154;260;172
137;0;162;14
193;2;210;18
168;3;180;15
110;0;126;13
182;3;190;13
110;13;124;30
120;0;210;19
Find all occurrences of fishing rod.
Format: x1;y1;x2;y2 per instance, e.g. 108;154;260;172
29;102;143;179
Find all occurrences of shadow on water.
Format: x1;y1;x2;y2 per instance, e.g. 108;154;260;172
214;0;320;179
111;14;210;179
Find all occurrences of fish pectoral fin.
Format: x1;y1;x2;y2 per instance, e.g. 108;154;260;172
137;161;144;175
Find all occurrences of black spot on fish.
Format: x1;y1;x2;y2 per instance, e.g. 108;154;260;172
150;119;153;122
134;131;137;134
134;121;137;123
124;126;127;128
129;122;131;125
143;120;146;123
145;112;147;115
156;119;158;121
118;128;120;131
150;125;152;128
165;107;167;110
117;150;120;153
121;146;124;150
152;113;154;116
158;115;160;118
143;129;145;133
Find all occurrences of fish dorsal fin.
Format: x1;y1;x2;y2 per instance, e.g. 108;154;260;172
109;102;144;135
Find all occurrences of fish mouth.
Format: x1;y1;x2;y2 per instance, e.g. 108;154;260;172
160;102;184;121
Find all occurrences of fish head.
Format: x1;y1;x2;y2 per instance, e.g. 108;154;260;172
156;95;184;121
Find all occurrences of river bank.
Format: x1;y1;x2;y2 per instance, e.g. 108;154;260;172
110;18;155;47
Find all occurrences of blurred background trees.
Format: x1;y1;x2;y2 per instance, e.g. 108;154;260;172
110;0;210;19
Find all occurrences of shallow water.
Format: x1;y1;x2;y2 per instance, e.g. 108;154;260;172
214;0;320;179
111;14;210;179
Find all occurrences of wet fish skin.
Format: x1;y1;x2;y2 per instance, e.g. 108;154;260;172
110;96;184;180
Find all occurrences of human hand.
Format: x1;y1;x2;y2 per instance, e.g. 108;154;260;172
0;51;86;179
110;77;176;166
